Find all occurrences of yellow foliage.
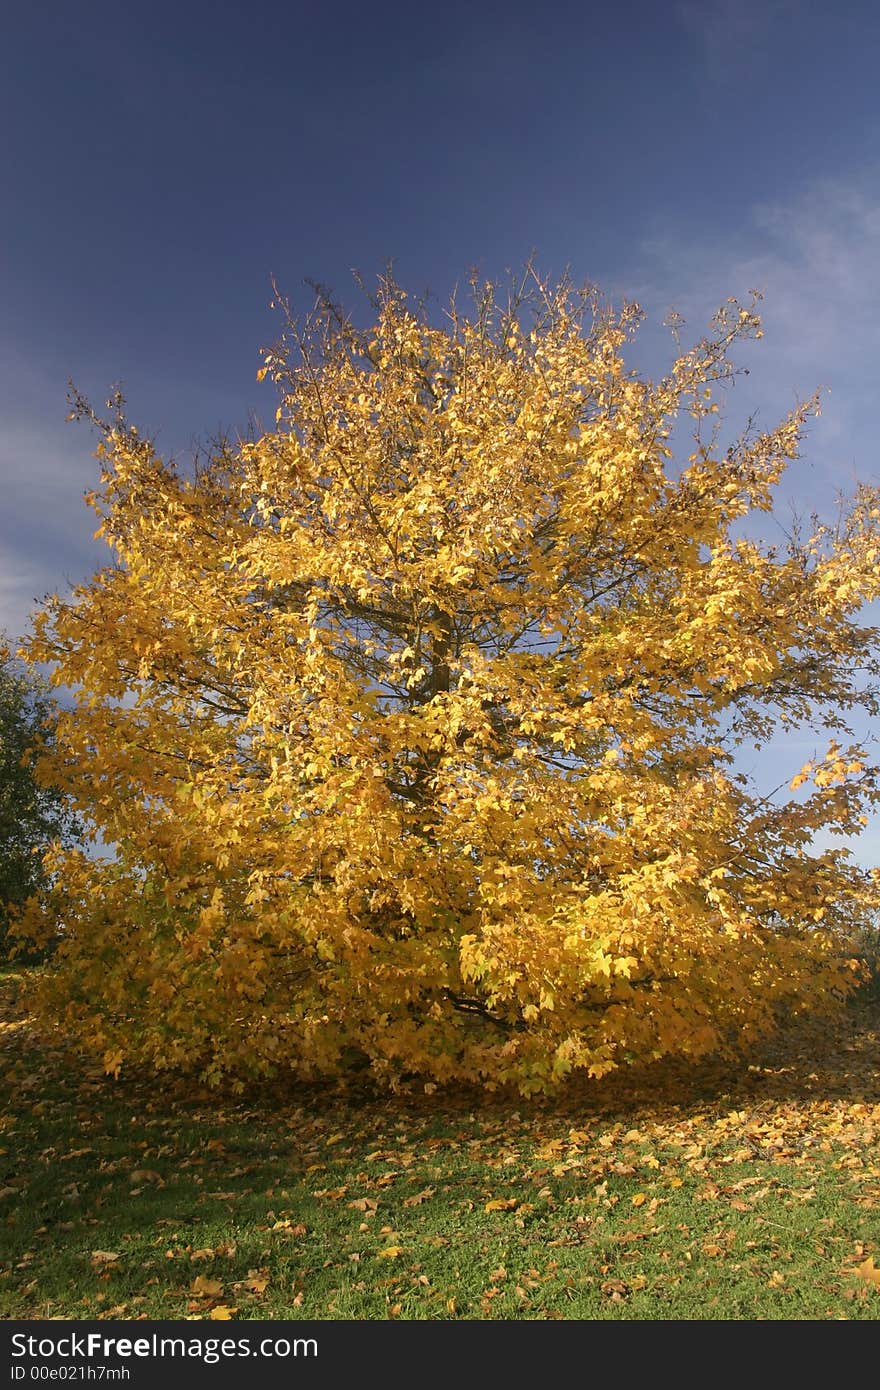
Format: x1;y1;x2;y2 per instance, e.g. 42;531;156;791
18;267;880;1093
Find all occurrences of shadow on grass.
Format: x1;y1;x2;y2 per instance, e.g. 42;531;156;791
5;967;880;1123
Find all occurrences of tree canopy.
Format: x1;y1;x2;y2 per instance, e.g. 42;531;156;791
21;268;880;1091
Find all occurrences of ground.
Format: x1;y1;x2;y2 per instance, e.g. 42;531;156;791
3;970;880;1320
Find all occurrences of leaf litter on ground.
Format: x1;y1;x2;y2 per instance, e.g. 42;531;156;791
2;970;880;1319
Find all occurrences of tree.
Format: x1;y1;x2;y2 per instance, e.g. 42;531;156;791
21;268;880;1091
0;642;77;959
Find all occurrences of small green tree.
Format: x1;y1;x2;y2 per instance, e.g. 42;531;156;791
0;640;78;958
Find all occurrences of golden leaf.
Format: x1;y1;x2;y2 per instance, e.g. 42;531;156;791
191;1276;224;1297
403;1187;435;1207
854;1257;880;1288
484;1198;519;1213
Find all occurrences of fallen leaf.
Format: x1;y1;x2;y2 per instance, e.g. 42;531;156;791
377;1245;403;1259
854;1257;880;1289
348;1197;379;1213
271;1220;307;1235
403;1187;435;1207
484;1197;519;1213
90;1251;120;1265
600;1278;629;1299
207;1305;237;1320
191;1276;223;1298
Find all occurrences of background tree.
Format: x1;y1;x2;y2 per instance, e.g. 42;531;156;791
0;641;77;959
21;269;880;1090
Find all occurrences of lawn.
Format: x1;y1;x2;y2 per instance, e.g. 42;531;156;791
2;970;880;1320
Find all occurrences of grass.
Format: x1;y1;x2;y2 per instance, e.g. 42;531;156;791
3;969;880;1320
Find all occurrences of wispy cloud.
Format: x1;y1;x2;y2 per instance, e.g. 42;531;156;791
677;0;804;74
628;170;880;497
0;347;103;643
624;170;880;866
0;550;53;647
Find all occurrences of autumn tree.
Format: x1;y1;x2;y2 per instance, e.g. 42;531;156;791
0;642;78;959
21;269;880;1090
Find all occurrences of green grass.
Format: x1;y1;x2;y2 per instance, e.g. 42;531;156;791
3;969;880;1320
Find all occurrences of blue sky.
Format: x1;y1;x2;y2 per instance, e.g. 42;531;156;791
2;0;879;860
